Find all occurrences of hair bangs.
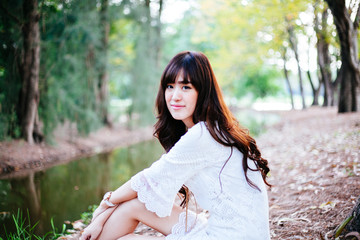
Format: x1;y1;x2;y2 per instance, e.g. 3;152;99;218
161;52;202;89
179;68;192;84
161;62;182;88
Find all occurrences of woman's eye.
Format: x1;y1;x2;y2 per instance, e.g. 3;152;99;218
166;85;173;89
182;85;191;90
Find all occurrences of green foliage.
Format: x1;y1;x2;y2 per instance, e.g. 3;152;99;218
162;9;201;60
191;0;316;101
80;205;98;225
2;209;66;240
108;18;136;99
234;66;282;99
0;105;21;140
39;0;104;140
48;218;66;239
119;3;163;126
0;1;23;140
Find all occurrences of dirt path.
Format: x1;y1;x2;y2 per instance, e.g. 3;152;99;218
258;107;360;239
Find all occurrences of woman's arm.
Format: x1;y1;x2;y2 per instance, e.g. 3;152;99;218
109;180;137;204
92;180;137;221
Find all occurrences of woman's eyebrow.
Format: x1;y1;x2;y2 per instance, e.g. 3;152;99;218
178;79;191;84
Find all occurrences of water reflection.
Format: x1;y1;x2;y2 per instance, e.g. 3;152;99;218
0;140;163;236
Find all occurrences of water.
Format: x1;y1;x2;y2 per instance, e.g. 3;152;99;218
0;140;164;236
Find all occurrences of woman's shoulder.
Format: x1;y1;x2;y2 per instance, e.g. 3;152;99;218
181;121;210;142
173;121;220;151
167;121;231;164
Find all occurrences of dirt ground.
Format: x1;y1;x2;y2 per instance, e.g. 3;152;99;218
259;107;360;239
1;107;359;239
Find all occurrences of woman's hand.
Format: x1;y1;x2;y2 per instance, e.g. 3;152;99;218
80;219;104;240
81;203;119;240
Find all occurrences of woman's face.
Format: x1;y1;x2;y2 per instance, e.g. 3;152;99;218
165;74;198;128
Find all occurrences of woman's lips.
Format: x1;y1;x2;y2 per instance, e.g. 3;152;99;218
171;105;184;110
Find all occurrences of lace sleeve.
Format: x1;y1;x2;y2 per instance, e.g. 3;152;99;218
131;165;176;218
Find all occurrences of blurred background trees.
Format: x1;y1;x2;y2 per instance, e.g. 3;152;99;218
0;0;359;143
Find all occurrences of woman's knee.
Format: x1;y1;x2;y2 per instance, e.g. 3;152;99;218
117;198;146;217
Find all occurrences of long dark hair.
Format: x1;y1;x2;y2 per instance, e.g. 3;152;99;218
154;51;271;197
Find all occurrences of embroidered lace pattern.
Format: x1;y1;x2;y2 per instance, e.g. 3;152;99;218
131;171;174;217
166;211;208;240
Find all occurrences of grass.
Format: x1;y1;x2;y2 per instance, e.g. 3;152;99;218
80;205;97;225
1;205;99;240
1;209;66;240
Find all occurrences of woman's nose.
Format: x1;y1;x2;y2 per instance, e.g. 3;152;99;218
172;87;182;100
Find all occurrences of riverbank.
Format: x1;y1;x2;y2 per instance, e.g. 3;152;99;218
0;123;154;179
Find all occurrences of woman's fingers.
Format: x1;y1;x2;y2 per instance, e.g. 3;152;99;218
81;220;103;240
80;231;90;240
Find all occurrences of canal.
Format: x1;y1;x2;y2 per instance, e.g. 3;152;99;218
0;140;164;237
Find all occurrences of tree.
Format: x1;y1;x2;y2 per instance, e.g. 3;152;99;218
193;0;316;107
281;47;295;109
286;16;306;109
127;0;164;126
39;0;103;139
98;0;111;126
314;1;334;106
20;0;42;144
0;1;23;140
155;0;163;67
325;0;360;112
0;0;42;144
335;196;360;238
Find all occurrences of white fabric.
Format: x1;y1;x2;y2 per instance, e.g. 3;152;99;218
131;122;270;240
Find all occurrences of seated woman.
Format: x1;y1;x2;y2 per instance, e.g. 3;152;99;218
80;51;271;240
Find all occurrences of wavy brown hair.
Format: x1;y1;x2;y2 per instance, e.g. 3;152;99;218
154;51;271;196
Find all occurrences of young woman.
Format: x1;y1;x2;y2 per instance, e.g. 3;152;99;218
80;51;271;240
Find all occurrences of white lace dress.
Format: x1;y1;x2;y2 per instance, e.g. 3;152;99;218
131;122;270;240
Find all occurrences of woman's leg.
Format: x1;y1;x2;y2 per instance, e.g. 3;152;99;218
98;198;183;240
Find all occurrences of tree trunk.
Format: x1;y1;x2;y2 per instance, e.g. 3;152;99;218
155;0;163;67
282;48;295;109
314;3;334;107
325;0;360;112
20;0;41;144
335;195;360;238
305;13;321;107
286;19;306;109
345;196;360;233
99;0;111;126
306;70;320;106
